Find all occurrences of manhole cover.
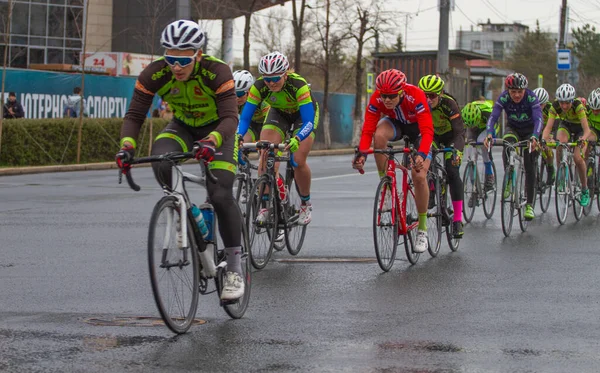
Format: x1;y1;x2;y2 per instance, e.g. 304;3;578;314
273;257;377;263
83;316;206;327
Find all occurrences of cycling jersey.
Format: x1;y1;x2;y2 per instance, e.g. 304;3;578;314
548;98;586;125
121;55;238;148
237;73;316;141
541;102;552;125
586;106;600;131
240;100;269;124
359;84;434;156
486;89;543;137
430;93;465;152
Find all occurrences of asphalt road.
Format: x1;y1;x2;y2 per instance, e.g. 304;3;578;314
1;154;600;372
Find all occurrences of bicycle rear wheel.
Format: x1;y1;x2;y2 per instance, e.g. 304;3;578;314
404;186;420;264
555;163;569;225
483;162;498;219
538;158;552;213
462;162;476;223
444;186;460;252
501;167;515;237
220;204;252;319
234;172;250;218
246;175;277;270
148;196;199;334
572;166;583;221
284;168;307;256
583;159;595;216
373;177;398;271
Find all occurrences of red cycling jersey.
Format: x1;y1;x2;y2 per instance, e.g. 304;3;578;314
358;83;434;155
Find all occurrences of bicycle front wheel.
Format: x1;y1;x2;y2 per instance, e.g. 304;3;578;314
501;167;515;237
583;159;595;216
284;168;307;256
517;169;529;232
572;166;583;221
148;196;199;334
462;162;476;223
483;162;498;219
373;177;398;271
221;203;252;319
246;175;277;270
538;158;552;213
404;185;421;264
555;163;569;225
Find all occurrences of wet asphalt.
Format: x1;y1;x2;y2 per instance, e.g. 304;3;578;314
1;154;600;372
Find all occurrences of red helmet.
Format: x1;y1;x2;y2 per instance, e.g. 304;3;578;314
505;73;528;89
376;69;407;94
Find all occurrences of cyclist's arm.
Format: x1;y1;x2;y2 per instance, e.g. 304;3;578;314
358;93;381;152
543;104;559;140
120;61;165;148
208;65;238;147
237;84;261;137
530;95;543;138
293;84;316;141
485;100;504;137
413;91;434;157
447;99;465;152
575;103;592;140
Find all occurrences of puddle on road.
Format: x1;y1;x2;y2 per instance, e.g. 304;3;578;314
378;341;463;353
83;335;166;351
83;316;206;328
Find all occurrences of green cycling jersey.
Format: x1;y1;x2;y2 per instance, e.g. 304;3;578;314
246;73;314;113
548;98;587;124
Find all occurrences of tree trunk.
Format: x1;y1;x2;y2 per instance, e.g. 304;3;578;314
243;14;252;70
0;0;13;158
321;0;331;148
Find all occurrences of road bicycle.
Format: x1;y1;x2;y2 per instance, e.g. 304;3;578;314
117;147;251;334
497;139;534;237
235;146;258;217
584;141;597;216
536;144;554;213
362;137;420;270
547;141;584;224
462;141;497;222
427;144;460;256
244;141;306;270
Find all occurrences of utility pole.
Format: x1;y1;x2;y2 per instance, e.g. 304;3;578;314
558;0;568;84
437;0;450;79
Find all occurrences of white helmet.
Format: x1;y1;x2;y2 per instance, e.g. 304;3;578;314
258;51;289;75
533;87;549;105
556;83;576;102
588;88;600;110
161;20;206;50
233;70;255;92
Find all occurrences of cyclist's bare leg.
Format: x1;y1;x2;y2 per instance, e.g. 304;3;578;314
556;129;568;170
411;158;432;215
373;120;395;177
293;136;313;197
574;143;587;189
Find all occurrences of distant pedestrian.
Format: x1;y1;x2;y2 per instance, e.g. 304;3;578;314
4;92;24;119
63;87;89;118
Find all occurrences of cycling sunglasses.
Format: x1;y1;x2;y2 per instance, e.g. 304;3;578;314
380;92;401;100
236;91;247;98
164;51;198;68
263;75;283;83
425;92;439;99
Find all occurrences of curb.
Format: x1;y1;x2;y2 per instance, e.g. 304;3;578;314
0;148;356;176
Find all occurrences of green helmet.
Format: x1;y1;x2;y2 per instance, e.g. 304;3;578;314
418;74;445;94
461;102;482;127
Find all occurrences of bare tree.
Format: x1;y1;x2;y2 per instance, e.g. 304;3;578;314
251;8;293;58
0;0;14;156
133;0;174;58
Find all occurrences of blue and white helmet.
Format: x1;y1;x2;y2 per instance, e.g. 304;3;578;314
161;20;206;50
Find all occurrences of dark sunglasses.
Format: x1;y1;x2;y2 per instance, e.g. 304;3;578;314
236;91;247;98
263;75;283;83
425;92;439;99
380;93;399;100
164;51;198;68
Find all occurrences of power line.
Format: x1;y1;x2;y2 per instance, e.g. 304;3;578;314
455;3;477;26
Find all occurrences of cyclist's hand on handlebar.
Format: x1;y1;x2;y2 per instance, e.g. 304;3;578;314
483;134;493;149
193;139;216;162
352;151;366;172
413;152;426;172
115;145;135;171
529;135;539;150
452;149;463;166
286;136;301;153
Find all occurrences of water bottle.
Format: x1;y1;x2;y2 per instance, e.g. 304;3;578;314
199;203;214;242
191;204;209;240
277;177;288;203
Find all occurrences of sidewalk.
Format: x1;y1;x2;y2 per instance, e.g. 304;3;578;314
0;148;357;176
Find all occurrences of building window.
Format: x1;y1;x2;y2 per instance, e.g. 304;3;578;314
493;41;504;61
471;40;481;50
0;1;84;68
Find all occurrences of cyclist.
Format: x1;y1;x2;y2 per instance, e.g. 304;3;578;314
115;20;244;301
533;87;557;186
237;51;319;226
233;70;269;143
484;73;543;221
418;74;465;238
353;69;435;254
541;83;593;207
587;88;600;139
462;98;496;195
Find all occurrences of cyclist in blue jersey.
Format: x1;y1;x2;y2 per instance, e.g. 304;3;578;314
484;73;543;220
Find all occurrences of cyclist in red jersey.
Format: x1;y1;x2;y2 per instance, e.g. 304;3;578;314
353;69;435;254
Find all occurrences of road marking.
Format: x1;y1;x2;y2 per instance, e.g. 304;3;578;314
313;171;377;181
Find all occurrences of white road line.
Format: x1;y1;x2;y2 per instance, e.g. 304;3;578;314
312;171;378;181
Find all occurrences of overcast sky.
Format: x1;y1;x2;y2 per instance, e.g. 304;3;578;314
200;0;599;62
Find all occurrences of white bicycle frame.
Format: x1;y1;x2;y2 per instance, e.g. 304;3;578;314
166;164;224;278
